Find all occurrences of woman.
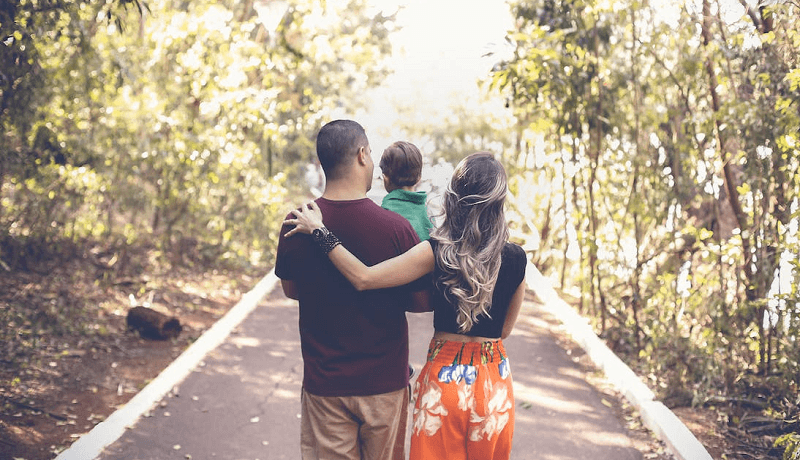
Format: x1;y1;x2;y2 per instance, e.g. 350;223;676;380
285;152;527;460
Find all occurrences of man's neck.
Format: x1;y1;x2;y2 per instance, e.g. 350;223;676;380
322;181;367;201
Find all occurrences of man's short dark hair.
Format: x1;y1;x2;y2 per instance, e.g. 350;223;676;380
316;120;368;181
379;141;422;187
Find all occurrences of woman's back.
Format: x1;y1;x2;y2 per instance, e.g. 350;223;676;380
430;240;527;338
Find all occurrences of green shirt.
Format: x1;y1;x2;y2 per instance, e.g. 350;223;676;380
381;189;433;241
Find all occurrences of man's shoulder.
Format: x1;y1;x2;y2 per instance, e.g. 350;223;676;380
362;202;420;245
371;204;418;229
322;198;413;231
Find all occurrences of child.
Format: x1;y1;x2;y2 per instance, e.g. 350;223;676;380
379;141;433;242
380;141;433;381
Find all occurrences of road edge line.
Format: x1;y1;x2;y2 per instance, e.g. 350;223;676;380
55;269;280;460
525;262;712;460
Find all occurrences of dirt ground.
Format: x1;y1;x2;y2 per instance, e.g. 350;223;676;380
0;245;260;460
0;250;778;460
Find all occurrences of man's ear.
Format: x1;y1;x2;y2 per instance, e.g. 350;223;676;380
357;146;369;165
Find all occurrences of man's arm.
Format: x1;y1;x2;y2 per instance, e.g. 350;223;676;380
281;280;299;300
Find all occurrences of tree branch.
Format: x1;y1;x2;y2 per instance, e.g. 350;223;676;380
737;0;763;32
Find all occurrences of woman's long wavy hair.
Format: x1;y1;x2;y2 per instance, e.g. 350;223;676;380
430;152;509;332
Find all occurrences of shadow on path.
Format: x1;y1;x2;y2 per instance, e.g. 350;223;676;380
503;302;642;459
101;287;642;459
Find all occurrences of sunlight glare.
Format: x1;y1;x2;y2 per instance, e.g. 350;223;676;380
354;0;514;153
649;0;681;28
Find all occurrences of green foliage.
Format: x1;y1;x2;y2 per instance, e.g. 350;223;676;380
491;0;800;433
0;0;396;385
1;0;395;270
776;433;800;460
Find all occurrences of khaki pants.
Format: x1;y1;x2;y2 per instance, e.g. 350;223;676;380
300;387;409;460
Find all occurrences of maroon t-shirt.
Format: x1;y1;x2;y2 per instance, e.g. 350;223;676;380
275;197;422;397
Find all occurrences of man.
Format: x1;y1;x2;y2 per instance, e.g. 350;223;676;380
276;120;427;460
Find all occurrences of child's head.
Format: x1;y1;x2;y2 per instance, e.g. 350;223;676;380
379;141;423;191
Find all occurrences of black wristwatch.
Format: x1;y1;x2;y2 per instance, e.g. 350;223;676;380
311;226;341;254
311;226;329;240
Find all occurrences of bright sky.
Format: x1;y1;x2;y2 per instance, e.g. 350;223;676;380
350;0;515;156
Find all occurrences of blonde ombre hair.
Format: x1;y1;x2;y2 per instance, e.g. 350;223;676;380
430;152;509;332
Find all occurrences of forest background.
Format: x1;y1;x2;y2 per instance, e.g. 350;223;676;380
1;0;799;458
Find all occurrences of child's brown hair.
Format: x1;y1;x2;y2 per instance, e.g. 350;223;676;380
379;141;423;187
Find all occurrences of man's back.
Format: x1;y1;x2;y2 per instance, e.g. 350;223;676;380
276;197;421;397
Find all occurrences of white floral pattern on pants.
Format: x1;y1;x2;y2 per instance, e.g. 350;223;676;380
468;378;512;442
413;361;512;442
457;376;475;412
412;377;448;437
410;340;514;460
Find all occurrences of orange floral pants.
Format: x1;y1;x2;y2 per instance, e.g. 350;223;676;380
410;339;514;460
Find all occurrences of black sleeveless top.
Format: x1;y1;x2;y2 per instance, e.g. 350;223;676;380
429;239;527;338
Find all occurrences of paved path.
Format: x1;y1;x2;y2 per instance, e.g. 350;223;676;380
97;285;644;460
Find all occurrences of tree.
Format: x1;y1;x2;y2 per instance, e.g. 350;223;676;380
490;0;800;443
0;0;396;269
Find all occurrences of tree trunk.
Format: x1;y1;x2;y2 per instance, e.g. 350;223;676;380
559;132;570;289
571;136;586;315
701;0;767;372
630;3;643;352
589;17;605;333
266;136;273;177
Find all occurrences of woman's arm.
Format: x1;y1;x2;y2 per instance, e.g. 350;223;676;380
328;240;434;290
284;202;435;290
501;275;526;339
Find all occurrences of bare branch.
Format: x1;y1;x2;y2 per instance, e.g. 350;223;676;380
738;0;764;32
